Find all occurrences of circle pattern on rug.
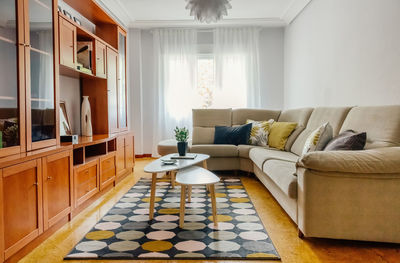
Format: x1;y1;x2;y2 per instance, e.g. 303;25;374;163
66;177;279;260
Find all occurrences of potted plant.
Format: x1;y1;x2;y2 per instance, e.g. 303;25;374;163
174;126;189;156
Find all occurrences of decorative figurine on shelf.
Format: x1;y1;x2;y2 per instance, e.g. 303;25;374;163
174;126;189;156
81;96;93;137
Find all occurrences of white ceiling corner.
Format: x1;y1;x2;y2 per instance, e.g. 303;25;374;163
281;0;312;24
99;0;312;29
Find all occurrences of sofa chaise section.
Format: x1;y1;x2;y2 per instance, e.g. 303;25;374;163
251;107;353;223
296;105;400;243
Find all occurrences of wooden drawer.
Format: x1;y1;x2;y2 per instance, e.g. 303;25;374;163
74;161;99;207
101;168;115;184
101;155;115;172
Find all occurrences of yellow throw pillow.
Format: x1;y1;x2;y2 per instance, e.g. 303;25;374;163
268;122;298;150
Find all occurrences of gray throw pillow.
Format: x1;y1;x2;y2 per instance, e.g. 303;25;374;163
324;130;366;151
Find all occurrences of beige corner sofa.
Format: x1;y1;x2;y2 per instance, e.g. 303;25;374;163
157;105;400;243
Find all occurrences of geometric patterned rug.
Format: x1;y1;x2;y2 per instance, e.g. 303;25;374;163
65;177;280;260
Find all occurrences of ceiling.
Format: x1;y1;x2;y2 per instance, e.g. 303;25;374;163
99;0;312;28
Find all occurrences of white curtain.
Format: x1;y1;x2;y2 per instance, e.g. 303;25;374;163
214;27;261;108
152;29;197;156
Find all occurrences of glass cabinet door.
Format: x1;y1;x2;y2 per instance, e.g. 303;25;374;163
118;29;127;130
0;0;22;155
27;0;56;148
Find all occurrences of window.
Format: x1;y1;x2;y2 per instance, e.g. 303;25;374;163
196;54;247;109
197;55;215;109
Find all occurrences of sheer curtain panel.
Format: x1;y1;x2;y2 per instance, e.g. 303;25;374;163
214;27;261;108
152;29;197;156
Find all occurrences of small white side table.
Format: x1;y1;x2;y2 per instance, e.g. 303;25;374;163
176;166;220;228
144;153;210;220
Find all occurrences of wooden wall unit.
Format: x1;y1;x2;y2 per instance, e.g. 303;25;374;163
0;0;133;262
107;47;119;134
59;17;77;69
2;159;43;260
95;40;107;78
42;150;73;231
74;158;99;208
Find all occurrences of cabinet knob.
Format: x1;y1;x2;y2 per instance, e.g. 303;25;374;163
47;176;53;180
33;182;39;186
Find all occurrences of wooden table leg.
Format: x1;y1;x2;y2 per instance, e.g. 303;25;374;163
202;160;208;169
187;185;192;202
179;185;187;228
203;160;210;192
171;170;175;188
149;173;157;220
209;184;218;227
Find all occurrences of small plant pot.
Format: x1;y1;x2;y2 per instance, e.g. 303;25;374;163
177;141;188;156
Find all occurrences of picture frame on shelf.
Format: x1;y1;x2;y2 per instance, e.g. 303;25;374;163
60;101;72;136
74;17;82;25
63;10;72;20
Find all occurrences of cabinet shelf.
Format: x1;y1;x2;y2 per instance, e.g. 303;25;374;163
0;96;17;101
59;64;105;80
33;0;51;10
0;36;16;45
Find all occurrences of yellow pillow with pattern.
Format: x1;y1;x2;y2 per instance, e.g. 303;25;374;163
268;122;298;150
246;119;275;146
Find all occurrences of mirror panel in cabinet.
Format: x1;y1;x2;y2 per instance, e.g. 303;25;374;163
118;31;127;129
28;0;56;143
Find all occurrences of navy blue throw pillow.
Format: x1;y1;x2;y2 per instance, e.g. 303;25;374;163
214;123;253;145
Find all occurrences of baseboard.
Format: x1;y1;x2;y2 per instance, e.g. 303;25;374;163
135;154;152;158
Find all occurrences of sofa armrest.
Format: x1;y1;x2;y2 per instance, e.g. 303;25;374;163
297;147;400;174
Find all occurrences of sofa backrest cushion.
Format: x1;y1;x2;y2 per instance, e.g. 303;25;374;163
291;107;352;156
232;109;281;126
278;108;313;151
340;105;400;149
192;109;232;144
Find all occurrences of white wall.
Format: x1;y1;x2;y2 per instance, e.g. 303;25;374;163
284;0;400;109
260;28;284;109
129;28;285;154
59;76;81;134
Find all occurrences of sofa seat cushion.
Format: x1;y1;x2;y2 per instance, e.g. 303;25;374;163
190;144;238;157
249;148;299;171
238;145;268;158
263;160;297;199
157;139;193;156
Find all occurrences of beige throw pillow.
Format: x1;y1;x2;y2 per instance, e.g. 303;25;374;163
302;122;333;155
246;119;275;146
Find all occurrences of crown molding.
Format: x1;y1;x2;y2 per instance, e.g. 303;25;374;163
129;18;286;29
95;0;131;28
281;0;313;24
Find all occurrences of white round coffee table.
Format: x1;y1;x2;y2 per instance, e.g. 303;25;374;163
144;153;210;220
176;166;220;228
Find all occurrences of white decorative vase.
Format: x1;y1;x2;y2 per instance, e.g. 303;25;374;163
81;96;93;137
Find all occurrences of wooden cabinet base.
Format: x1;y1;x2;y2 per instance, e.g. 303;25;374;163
0;134;134;262
4;217;69;263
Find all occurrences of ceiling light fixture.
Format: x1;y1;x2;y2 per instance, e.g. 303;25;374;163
186;0;232;23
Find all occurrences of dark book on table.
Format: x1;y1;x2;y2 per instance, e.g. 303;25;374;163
170;153;197;159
